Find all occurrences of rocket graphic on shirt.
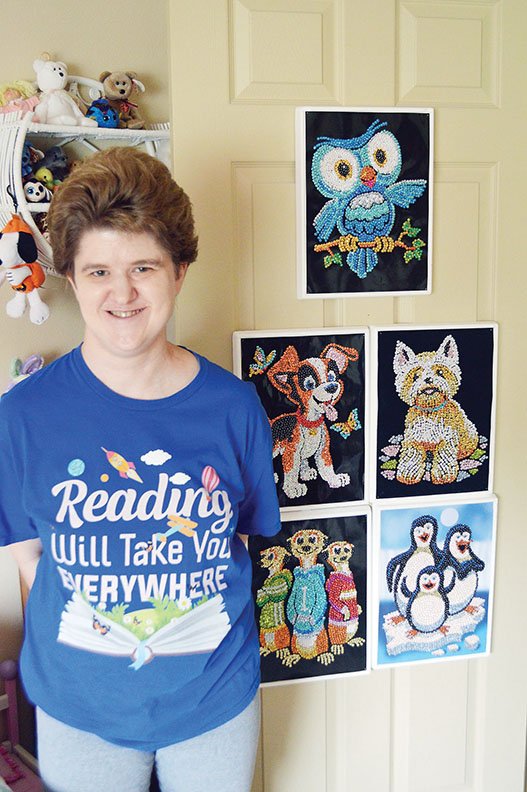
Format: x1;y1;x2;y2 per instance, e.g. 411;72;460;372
101;447;144;483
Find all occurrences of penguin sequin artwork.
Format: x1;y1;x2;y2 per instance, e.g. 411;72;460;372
373;498;497;668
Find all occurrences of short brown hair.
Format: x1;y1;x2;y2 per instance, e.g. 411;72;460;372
47;147;198;277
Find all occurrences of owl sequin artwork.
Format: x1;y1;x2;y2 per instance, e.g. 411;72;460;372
297;108;433;297
311;120;427;278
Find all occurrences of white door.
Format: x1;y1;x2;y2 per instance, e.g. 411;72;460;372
168;1;526;790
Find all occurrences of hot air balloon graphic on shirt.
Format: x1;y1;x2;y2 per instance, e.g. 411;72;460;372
101;447;144;483
202;465;219;500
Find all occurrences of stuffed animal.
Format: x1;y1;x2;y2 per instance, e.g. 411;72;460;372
32;58;97;127
37;145;70;180
99;70;144;129
23;178;53;203
34;166;60;192
5;354;44;392
0;215;50;324
21;142;44;180
0;81;39;117
86;98;119;128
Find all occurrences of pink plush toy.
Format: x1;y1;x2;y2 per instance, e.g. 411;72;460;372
0;81;39;117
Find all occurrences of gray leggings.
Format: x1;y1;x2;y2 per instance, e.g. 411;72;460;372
36;692;260;792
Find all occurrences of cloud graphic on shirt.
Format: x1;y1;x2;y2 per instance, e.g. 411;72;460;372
141;449;172;466
169;472;191;485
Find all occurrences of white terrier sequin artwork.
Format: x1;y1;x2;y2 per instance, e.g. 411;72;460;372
393;335;479;485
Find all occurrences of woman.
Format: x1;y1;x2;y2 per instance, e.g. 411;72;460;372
0;147;280;792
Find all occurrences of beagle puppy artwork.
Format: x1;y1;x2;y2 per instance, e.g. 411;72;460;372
267;343;360;502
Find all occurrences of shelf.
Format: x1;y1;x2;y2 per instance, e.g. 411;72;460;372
0;112;171;276
27;122;170;143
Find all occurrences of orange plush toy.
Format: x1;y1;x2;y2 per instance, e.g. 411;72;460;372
0;215;50;324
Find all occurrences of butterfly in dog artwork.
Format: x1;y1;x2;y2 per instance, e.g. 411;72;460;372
331;409;361;439
249;346;276;377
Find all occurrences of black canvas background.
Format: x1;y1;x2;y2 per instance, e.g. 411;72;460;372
375;326;495;498
304;110;431;295
240;333;366;507
249;512;368;684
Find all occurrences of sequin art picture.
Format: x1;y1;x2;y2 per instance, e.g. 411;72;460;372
297;108;433;297
250;510;369;684
375;499;496;667
310;119;427;279
374;325;496;499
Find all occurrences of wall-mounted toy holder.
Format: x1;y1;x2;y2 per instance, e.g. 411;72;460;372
0;73;169;279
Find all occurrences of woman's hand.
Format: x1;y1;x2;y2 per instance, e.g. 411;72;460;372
9;538;43;591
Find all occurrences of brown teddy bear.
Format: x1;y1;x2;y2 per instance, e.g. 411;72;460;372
99;70;145;129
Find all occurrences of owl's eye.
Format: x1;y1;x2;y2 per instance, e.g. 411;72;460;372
335;159;352;179
318;147;360;193
367;131;400;175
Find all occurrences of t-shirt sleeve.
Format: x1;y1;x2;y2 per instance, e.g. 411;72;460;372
0;400;38;545
237;391;281;537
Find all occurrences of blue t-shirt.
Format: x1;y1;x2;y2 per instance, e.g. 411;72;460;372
0;346;280;750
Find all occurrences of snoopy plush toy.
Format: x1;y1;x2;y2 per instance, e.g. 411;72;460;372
0;215;50;324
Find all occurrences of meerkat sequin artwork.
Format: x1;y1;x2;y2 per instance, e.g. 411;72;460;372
254;521;368;682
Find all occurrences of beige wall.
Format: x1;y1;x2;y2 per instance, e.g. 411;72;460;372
0;0;169;670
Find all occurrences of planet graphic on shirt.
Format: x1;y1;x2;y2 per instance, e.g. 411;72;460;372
68;458;85;476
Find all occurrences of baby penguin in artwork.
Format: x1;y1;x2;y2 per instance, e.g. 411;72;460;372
267;343;359;500
256;545;293;659
386;515;444;625
403;566;454;638
324;541;364;654
393;334;479;486
284;528;334;667
439;524;485;616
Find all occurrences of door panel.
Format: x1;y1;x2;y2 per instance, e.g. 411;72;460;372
169;1;526;789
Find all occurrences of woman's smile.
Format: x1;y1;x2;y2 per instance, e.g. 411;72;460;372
107;307;146;318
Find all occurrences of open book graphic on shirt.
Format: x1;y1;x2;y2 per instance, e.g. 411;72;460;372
58;591;231;670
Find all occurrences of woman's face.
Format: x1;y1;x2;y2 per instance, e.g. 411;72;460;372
70;228;186;362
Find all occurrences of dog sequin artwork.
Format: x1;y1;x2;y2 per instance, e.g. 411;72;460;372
392;335;479;485
267;343;360;501
235;331;367;508
376;328;495;496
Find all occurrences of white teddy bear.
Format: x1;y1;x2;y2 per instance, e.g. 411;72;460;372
32;58;97;127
